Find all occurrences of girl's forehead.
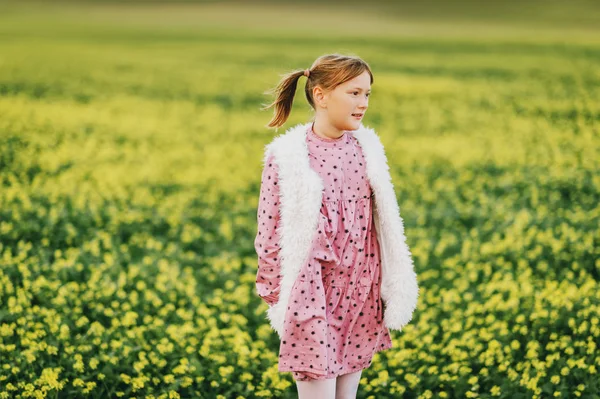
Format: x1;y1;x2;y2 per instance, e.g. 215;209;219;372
340;76;371;90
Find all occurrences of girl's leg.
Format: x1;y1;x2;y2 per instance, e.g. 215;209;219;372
295;375;336;399
335;370;362;399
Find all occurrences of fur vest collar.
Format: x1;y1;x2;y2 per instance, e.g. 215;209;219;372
262;122;419;338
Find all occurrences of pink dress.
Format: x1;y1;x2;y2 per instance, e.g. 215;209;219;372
255;122;392;382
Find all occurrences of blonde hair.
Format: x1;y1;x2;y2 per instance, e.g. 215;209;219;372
261;53;374;129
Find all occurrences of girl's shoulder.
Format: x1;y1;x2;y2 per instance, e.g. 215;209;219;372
262;122;310;160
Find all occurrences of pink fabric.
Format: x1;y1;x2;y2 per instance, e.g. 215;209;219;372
255;122;392;381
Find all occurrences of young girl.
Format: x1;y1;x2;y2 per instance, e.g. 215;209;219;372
254;53;419;398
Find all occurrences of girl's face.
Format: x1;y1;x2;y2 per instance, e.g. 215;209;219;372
317;70;371;132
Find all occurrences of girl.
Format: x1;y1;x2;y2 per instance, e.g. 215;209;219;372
254;53;419;398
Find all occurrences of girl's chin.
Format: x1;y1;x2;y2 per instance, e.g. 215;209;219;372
335;120;361;132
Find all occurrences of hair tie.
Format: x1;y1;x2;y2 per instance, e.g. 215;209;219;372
303;69;310;78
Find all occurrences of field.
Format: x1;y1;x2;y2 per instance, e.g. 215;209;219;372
0;0;599;398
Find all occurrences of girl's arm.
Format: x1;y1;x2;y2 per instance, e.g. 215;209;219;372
254;152;282;307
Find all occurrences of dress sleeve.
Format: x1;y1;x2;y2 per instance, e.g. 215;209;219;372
254;152;282;307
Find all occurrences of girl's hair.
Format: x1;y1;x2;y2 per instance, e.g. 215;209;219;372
261;53;374;129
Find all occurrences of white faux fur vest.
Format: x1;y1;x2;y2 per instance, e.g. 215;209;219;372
262;121;419;338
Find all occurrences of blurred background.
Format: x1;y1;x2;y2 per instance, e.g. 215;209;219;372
0;0;598;398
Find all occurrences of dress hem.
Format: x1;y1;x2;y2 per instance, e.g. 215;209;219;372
281;340;394;381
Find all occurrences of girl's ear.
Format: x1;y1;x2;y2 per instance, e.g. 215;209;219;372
313;86;328;109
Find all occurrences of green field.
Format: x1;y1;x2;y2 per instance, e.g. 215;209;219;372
0;1;599;398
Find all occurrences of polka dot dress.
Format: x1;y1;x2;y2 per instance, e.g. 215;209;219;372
255;122;392;382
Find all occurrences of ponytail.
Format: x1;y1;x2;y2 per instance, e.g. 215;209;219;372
261;69;307;129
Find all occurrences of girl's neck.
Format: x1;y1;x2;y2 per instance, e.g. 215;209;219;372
311;121;345;141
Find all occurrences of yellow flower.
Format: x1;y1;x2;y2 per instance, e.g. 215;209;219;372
418;390;433;399
589;365;597;374
36;367;64;390
89;358;99;370
73;354;85;373
404;373;420;388
83;381;97;394
72;378;85;388
132;376;147;391
120;373;131;384
46;345;58;355
75;316;89;328
378;370;389;384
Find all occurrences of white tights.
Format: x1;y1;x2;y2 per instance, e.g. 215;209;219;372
296;370;363;399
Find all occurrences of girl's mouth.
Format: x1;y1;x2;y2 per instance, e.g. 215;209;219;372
352;113;363;119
